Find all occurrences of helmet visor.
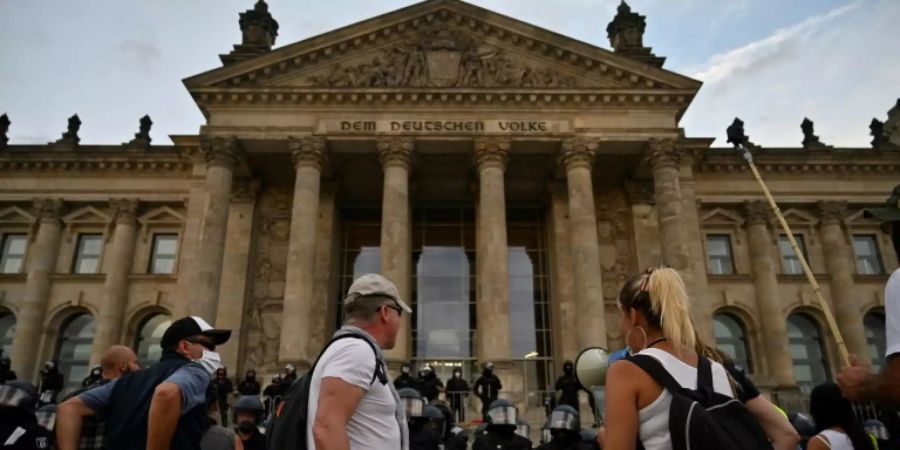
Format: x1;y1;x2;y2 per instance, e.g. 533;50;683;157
0;385;35;411
36;411;57;431
548;410;579;431
515;423;530;438
487;405;517;425
402;397;424;417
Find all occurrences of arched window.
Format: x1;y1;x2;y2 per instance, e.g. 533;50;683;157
787;314;830;393
134;314;171;368
864;312;886;372
713;313;752;373
55;314;96;392
0;312;15;357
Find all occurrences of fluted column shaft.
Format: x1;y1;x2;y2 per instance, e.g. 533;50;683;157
378;137;413;362
561;138;607;349
743;201;795;387
90;199;139;364
818;201;870;360
189;137;242;322
11;199;63;380
279;136;326;369
474;138;512;361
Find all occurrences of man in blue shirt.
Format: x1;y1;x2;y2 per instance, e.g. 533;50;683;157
56;316;231;450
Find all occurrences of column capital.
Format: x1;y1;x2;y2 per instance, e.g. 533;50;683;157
646;138;680;170
473;137;510;170
817;201;848;225
289;136;328;171
33;198;63;223
202;136;244;170
377;136;414;170
110;198;139;225
743;200;771;226
559;137;598;170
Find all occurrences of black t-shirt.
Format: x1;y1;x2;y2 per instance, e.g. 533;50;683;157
240;429;267;450
723;360;760;403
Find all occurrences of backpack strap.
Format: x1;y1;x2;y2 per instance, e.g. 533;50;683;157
328;334;388;386
626;354;685;394
696;356;715;400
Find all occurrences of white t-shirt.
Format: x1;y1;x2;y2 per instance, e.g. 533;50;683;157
635;348;735;450
886;268;900;358
306;338;400;450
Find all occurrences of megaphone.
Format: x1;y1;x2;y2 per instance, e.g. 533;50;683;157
574;347;611;427
574;347;610;391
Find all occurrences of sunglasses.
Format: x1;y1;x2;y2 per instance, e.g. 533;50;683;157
185;338;216;351
382;303;403;317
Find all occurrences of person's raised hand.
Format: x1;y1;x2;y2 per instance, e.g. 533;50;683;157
837;354;872;401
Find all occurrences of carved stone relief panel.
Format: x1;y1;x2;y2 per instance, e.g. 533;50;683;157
596;186;638;349
240;187;292;371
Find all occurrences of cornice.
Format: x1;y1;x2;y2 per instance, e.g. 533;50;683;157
0;148;193;173
696;147;900;174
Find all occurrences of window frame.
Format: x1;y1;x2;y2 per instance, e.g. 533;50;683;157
0;233;28;274
54;313;96;394
779;233;808;276
852;234;885;275
148;233;180;275
787;313;831;394
705;234;736;275
864;312;886;371
713;313;754;374
71;233;105;274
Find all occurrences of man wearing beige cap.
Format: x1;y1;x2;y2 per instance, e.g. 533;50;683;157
309;273;413;450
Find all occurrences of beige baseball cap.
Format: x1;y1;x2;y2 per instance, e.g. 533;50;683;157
343;273;412;314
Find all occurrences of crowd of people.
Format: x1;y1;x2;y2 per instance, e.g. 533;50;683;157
0;185;898;450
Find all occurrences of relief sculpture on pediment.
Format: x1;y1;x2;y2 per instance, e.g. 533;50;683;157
308;26;577;88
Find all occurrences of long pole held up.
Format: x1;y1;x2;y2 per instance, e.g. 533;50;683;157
731;130;851;366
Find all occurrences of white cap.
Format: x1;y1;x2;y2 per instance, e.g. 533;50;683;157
343;273;412;314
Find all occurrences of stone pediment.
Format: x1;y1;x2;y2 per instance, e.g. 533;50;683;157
184;0;700;96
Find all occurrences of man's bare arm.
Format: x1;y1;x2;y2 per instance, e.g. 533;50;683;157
56;396;94;450
312;377;366;450
146;382;182;450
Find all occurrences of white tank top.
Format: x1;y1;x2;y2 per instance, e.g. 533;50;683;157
635;348;735;450
815;429;854;450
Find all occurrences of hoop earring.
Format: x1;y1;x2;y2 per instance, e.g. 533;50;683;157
625;326;648;356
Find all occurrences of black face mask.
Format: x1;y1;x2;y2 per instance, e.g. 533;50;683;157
237;421;257;434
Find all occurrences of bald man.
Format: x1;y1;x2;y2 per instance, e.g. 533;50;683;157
57;346;140;450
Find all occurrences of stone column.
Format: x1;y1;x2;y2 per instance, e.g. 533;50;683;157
743;201;795;387
10;199;63;380
189;137;243;322
90;199;139;364
378;137;413;363
560;138;607;349
474;137;512;361
279;136;327;369
646;139;713;340
817;201;870;360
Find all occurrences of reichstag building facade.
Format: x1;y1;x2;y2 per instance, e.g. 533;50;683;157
1;0;898;415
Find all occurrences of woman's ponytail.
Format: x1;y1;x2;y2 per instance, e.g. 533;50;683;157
646;268;696;352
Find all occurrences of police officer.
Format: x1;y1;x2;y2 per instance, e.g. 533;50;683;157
537;405;585;450
237;369;261;396
554;360;580;413
472;399;531;450
262;375;281;418
445;367;469;423
0;380;53;450
213;367;234;425
38;361;64;405
82;365;103;389
428;400;469;450
281;364;297;389
35;404;57;433
400;388;440;450
0;354;16;382
418;365;444;403
473;362;502;415
234;395;266;450
394;362;419;392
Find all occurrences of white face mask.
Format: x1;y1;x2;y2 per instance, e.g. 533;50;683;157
196;350;223;375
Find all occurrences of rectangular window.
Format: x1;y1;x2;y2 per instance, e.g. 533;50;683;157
706;235;734;275
73;234;103;274
150;234;179;274
0;234;27;274
779;234;807;275
853;235;884;275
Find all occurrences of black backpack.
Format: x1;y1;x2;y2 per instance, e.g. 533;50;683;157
628;354;771;450
266;334;388;450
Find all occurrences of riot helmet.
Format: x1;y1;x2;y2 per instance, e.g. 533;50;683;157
0;380;38;413
398;387;424;418
515;418;530;439
233;395;264;424
423;405;447;437
401;362;412;375
563;360;574;375
548;404;580;432
36;404;57;431
246;369;256;380
452;367;462;378
89;365;102;377
0;356;10;370
482;361;494;375
486;399;517;426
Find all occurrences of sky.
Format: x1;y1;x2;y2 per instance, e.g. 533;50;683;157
0;0;898;147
